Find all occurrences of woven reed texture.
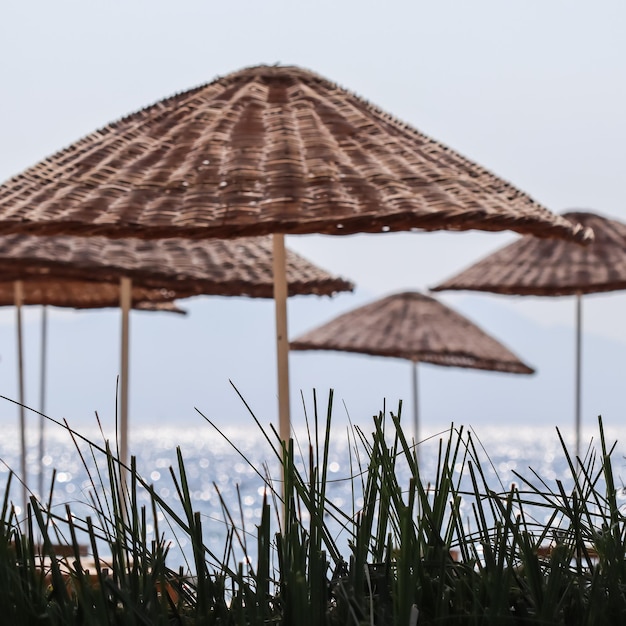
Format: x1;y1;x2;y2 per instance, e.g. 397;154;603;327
4;280;179;310
0;65;591;244
290;291;533;374
432;211;626;297
135;301;186;315
0;234;353;298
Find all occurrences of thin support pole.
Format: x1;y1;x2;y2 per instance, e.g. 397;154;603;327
14;281;27;514
38;306;48;500
120;277;132;473
575;293;582;463
273;234;291;444
411;361;419;461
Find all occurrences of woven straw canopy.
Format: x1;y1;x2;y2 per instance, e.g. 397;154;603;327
432;211;626;297
0;65;591;244
5;280;179;310
0;234;353;298
290;291;533;374
134;301;186;314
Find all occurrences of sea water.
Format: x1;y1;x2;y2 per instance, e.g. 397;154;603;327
2;421;626;570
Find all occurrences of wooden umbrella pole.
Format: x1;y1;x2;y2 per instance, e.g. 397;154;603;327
411;361;419;462
120;277;132;484
38;306;48;500
273;234;291;444
575;293;582;463
14;281;27;514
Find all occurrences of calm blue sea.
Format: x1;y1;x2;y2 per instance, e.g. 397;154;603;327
2;421;626;570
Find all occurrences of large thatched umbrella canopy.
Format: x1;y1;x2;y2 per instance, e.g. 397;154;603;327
291;291;533;444
0;64;592;442
432;210;625;459
0;66;592;242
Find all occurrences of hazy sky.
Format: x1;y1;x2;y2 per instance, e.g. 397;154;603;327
0;1;625;440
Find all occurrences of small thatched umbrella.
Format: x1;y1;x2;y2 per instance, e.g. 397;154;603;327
290;291;534;444
0;65;592;442
2;232;352;508
432;210;626;459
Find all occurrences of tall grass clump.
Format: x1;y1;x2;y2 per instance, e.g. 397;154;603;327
1;391;626;624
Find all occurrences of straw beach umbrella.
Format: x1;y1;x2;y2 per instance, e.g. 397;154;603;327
0;233;353;475
1;232;352;508
291;291;534;444
0;234;352;299
0;65;592;442
8;279;181;310
432;210;626;459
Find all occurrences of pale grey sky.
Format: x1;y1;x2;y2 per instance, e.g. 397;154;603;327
0;1;624;437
